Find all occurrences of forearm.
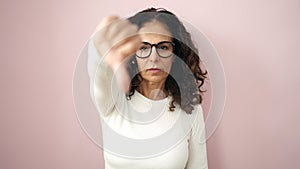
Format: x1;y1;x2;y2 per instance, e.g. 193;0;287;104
87;38;117;116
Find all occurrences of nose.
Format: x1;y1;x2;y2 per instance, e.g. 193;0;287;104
148;46;160;62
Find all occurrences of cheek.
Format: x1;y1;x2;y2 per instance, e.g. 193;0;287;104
162;60;174;73
136;61;144;71
136;59;147;71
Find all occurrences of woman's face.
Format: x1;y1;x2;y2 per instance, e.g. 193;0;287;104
136;20;174;84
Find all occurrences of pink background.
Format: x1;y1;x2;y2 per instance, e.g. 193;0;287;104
1;0;299;169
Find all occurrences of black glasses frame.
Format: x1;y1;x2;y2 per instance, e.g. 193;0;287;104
135;41;175;58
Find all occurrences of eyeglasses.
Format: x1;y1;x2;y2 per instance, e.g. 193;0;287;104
135;41;175;58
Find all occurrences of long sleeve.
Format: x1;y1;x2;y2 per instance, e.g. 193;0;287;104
87;37;124;116
185;105;208;169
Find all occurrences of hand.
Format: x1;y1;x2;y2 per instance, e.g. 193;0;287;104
93;16;141;93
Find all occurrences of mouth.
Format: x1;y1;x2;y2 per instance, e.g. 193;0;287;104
146;68;162;73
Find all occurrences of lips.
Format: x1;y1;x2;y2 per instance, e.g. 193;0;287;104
147;68;161;73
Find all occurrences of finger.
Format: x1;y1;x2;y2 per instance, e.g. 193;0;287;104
107;21;139;46
118;35;141;58
93;16;121;56
95;15;120;33
107;35;141;65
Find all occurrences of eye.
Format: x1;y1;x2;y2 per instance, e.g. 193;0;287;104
158;45;169;50
139;45;149;51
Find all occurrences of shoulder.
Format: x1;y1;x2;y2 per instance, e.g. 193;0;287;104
192;104;203;115
180;104;204;121
186;104;205;138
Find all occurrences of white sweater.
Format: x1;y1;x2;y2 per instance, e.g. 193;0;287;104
88;39;208;169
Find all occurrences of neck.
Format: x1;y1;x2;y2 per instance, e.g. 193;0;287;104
138;80;168;100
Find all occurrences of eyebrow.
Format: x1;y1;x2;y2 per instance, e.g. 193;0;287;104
141;41;173;45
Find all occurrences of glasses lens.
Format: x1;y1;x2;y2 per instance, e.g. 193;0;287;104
157;42;174;57
135;42;174;58
136;43;151;58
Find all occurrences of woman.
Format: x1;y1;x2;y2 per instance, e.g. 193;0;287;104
88;8;208;169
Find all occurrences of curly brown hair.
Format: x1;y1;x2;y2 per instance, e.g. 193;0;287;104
126;8;207;114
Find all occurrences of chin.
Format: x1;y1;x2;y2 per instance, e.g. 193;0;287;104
142;75;168;83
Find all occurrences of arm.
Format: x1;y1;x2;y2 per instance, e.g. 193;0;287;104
87;17;141;116
87;38;117;116
185;105;209;169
